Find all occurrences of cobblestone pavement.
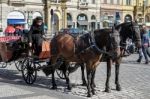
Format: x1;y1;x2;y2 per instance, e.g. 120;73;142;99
0;54;150;99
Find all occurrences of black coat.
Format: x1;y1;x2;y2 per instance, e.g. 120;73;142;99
28;23;44;43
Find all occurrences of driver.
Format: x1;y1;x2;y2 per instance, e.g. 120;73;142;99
28;16;44;56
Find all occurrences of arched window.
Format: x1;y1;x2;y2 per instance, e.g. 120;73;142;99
67;13;72;21
77;14;88;21
7;11;25;25
77;13;88;31
92;0;95;4
91;15;96;20
145;15;150;22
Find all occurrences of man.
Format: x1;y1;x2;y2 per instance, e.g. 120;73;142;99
28;16;44;56
137;24;150;64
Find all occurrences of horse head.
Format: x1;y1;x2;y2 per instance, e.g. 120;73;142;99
109;27;121;58
116;22;141;48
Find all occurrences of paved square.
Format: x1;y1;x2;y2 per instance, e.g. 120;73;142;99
0;85;33;98
0;54;150;99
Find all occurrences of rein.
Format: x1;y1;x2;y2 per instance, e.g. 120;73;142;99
91;31;118;58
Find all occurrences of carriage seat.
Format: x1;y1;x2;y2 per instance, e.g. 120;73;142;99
37;40;50;60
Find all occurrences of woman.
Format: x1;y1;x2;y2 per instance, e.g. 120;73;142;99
28;16;44;56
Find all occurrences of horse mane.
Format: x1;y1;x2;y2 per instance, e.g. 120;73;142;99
115;21;138;29
94;29;112;36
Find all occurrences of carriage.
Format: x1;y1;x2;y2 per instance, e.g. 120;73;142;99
0;36;28;70
0;31;81;85
0;21;142;97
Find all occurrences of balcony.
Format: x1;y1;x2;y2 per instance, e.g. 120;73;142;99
78;2;88;9
51;0;60;3
51;0;68;3
9;0;25;4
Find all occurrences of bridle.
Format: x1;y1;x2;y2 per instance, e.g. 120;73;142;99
115;22;141;56
125;22;141;47
109;26;120;50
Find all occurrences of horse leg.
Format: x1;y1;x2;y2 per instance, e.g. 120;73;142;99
81;63;87;86
51;56;58;89
91;69;96;88
115;59;122;91
91;69;96;95
86;69;92;97
51;69;57;89
63;69;72;90
105;58;112;93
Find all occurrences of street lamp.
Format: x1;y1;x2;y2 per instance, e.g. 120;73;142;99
142;0;147;23
0;2;2;32
24;11;33;29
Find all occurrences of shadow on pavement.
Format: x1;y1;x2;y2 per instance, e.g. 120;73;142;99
0;68;74;91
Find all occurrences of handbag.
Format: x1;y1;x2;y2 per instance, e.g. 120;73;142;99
143;42;148;47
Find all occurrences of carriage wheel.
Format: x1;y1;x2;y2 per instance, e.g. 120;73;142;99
56;70;66;79
0;62;7;68
15;60;23;71
21;58;37;84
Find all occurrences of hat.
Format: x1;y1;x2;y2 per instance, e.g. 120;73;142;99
36;16;43;20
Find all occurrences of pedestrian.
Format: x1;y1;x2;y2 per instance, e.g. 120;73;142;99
15;24;24;36
137;24;150;64
28;16;44;56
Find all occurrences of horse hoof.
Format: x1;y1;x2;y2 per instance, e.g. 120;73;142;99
67;86;72;90
116;86;121;91
51;86;57;89
93;84;96;88
87;93;92;97
104;88;111;93
92;90;96;95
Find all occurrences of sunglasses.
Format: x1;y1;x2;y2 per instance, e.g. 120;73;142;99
37;20;43;23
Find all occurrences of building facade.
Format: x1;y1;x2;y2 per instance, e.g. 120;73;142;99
100;0;135;28
0;0;45;32
134;0;150;24
66;0;101;31
0;0;100;32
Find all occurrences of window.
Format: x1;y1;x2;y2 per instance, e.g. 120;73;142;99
67;13;72;21
77;14;88;21
91;15;96;20
110;0;113;4
104;0;107;4
80;0;87;2
126;0;131;5
92;0;95;4
117;0;120;4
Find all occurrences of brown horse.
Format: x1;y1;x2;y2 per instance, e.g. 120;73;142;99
46;30;119;97
93;21;141;93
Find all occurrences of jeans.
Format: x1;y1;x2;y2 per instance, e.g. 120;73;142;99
138;48;143;60
138;46;150;62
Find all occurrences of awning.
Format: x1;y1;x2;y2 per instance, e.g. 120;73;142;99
7;19;26;24
5;26;15;33
146;22;150;26
77;21;89;25
67;21;74;25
